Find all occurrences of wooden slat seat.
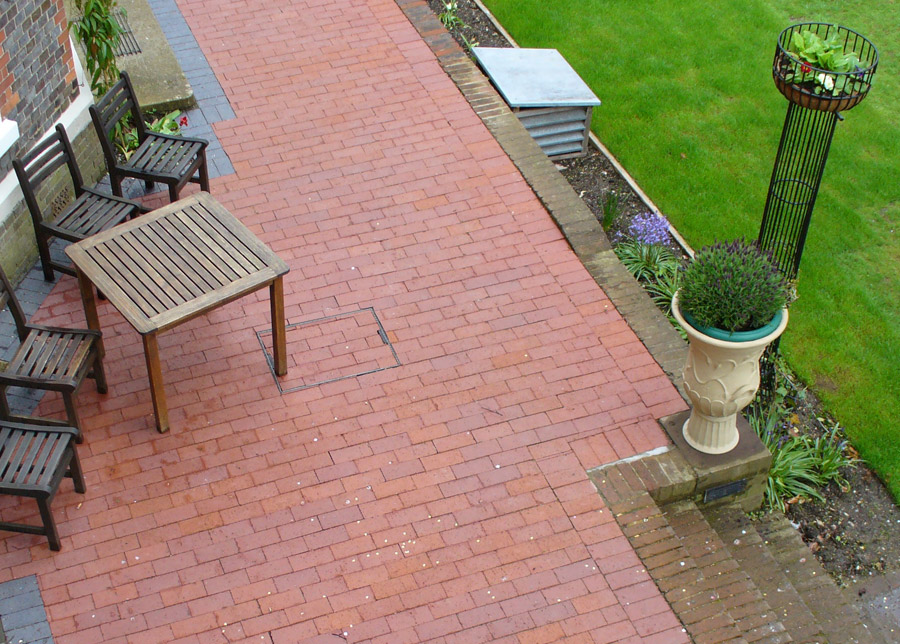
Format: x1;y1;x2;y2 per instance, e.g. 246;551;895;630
0;266;107;441
90;71;210;203
0;421;85;551
12;124;144;281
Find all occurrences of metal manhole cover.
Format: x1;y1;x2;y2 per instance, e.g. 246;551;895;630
257;307;400;393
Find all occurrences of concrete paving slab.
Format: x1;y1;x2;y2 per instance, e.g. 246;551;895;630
115;0;194;111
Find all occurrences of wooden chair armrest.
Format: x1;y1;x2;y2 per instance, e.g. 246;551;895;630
37;225;85;242
0;372;78;391
25;324;102;339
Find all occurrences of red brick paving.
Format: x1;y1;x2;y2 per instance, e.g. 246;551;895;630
0;0;689;642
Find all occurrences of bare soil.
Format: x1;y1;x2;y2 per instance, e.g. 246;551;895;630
427;0;900;588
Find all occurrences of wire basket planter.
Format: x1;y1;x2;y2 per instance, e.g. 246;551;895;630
772;23;878;113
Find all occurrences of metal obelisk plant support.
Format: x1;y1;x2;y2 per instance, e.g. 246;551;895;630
760;23;878;278
756;23;878;394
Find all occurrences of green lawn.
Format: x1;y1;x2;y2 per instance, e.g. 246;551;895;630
482;0;900;499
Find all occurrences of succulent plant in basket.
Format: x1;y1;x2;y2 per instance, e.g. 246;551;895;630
672;239;792;454
782;30;864;97
772;23;878;113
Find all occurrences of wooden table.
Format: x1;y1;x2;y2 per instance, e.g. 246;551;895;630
66;192;289;432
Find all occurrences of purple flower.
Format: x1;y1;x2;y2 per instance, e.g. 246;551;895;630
626;212;670;246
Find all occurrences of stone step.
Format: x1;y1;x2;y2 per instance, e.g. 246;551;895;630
593;456;890;644
705;505;891;644
661;500;790;644
597;461;787;643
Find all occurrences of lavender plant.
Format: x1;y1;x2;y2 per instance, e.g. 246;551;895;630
626;211;670;246
678;238;791;333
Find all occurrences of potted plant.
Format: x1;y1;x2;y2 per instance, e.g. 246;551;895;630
671;239;792;454
772;23;878;113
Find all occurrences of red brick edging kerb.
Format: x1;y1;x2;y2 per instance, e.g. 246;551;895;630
392;0;689;390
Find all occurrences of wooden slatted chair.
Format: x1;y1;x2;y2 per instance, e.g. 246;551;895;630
0;421;85;550
12;124;144;281
0;265;107;442
90;71;210;202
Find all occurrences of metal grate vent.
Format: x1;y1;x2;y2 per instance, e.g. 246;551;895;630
49;186;72;219
113;9;142;57
515;106;591;158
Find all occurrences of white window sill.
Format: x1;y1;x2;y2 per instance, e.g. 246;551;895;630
0;118;19;159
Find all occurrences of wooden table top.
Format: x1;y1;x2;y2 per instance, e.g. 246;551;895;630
66;192;289;335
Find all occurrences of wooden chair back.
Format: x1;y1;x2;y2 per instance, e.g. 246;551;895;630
0;265;29;343
12;125;87;230
90;71;147;167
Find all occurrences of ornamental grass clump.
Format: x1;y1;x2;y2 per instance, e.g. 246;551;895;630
679;239;791;333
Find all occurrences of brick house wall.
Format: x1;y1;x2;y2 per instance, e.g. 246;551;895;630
0;0;104;283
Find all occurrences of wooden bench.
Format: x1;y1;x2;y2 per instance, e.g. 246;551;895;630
0;422;85;551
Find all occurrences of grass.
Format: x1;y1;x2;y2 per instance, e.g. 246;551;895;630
482;0;900;499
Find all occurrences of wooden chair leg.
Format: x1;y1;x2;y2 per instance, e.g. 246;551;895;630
111;173;124;197
199;152;210;192
67;446;86;494
37;234;55;281
0;386;10;419
145;180;155;191
62;393;83;444
93;352;108;395
37;496;61;551
168;183;179;202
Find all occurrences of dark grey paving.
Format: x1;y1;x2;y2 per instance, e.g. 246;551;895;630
0;575;54;644
147;0;235;179
101;0;236;197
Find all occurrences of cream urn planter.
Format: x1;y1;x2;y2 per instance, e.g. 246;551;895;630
672;292;789;454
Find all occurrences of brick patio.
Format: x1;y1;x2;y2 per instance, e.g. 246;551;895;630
0;0;691;642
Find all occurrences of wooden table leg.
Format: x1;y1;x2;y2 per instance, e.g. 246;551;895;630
142;333;169;432
270;277;287;376
75;268;103;355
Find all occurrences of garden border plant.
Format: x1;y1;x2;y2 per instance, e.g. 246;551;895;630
70;0;124;97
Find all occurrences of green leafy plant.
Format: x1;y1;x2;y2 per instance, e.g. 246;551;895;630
748;401;855;512
645;269;680;316
811;424;854;489
70;0;124;97
600;193;619;231
678;239;791;333
459;32;479;52
614;239;679;283
439;1;465;30
115;110;185;159
749;404;824;511
767;436;827;512
784;30;864;96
